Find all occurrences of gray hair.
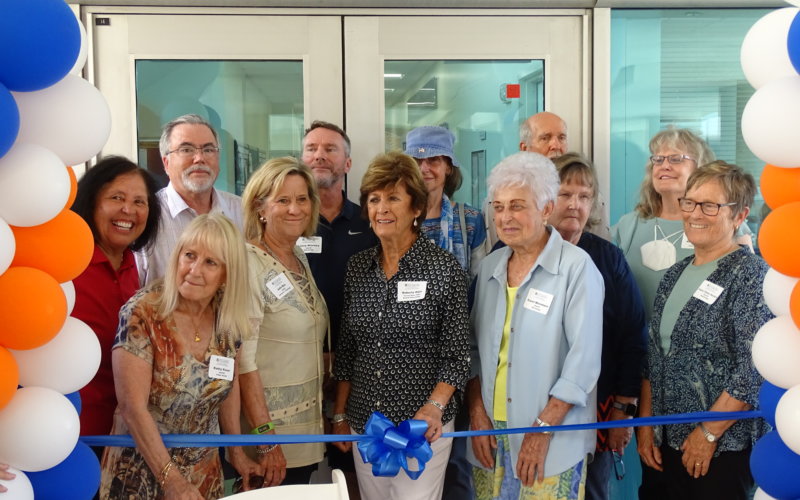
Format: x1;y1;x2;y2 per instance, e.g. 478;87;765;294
519;120;534;149
487;152;559;210
159;114;219;157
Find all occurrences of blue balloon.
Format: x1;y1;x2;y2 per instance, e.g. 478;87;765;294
759;380;787;428
751;431;800;499
789;11;800;75
64;390;82;415
0;82;19;157
25;441;101;500
0;0;81;91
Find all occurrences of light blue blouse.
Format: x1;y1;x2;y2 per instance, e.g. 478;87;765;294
467;228;604;478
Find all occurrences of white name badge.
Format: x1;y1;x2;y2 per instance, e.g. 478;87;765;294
681;232;695;249
397;281;428;302
524;288;554;315
297;236;322;254
267;273;293;300
693;280;724;305
209;355;234;381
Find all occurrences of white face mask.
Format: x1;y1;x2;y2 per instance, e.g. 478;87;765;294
640;225;682;271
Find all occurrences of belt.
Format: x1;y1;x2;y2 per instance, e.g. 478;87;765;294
269;398;318;421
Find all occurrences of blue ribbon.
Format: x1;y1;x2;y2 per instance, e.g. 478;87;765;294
356;412;433;480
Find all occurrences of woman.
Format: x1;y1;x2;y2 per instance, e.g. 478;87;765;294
550;153;647;500
637;161;772;500
405;126;487;277
332;151;470;500
71;156;160;440
239;157;326;485
100;214;261;499
468;151;603;500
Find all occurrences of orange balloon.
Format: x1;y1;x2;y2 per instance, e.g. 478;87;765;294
0;346;19;410
759;201;800;278
761;164;800;209
10;210;93;283
0;267;67;350
791;281;800;330
65;166;78;210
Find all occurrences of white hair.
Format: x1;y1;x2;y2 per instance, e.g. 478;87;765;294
487;152;559;210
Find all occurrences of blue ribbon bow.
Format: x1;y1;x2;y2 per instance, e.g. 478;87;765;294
357;412;433;480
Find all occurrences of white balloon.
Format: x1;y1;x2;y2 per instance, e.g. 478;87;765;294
752;316;800;388
764;268;800;317
0;387;79;472
0;143;70;227
754;487;778;500
0;467;33;500
60;281;76;315
69;20;88;76
741;76;800;168
776;385;800;455
0;217;14;275
12;74;111;166
740;8;800;89
9;317;100;394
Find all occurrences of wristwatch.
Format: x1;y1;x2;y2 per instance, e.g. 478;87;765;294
612;401;638;417
699;423;718;442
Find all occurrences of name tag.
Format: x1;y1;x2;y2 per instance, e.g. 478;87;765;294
397;281;427;302
693;280;724;305
681;232;694;249
297;236;322;254
209;355;234;381
267;273;293;300
523;288;554;315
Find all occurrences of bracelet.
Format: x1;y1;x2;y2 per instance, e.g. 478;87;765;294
426;399;446;412
535;417;553;436
250;421;275;434
255;444;279;455
158;459;175;487
332;413;348;424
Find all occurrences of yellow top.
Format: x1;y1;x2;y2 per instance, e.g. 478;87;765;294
493;285;518;421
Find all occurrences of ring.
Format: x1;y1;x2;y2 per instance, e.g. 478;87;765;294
695;462;701;467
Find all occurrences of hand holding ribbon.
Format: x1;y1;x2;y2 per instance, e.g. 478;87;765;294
357;412;434;480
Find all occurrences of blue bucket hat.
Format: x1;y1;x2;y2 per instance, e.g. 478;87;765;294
404;126;460;167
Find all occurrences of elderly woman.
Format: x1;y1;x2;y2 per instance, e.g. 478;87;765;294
332;151;470;500
71;156;160;441
550;153;647;500
405;126;487;277
239;157;327;486
99;214;261;499
468;152;603;500
637;161;772;500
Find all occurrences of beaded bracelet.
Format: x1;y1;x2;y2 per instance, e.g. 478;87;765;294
255;444;279;455
158;459;175;487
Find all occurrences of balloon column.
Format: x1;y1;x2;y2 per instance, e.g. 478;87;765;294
0;0;110;498
740;5;800;500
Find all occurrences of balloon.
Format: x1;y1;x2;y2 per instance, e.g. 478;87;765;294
761;163;800;209
0;347;18;410
753;487;778;500
0;387;79;472
792;280;800;330
764;268;800;317
741;8;800;89
751;431;800;499
10;317;100;394
0;82;19;158
760;380;789;427
65;166;78;211
0;466;33;500
69;20;88;76
741;76;800;168
0;143;70;227
789;10;800;74
0;267;67;351
25;441;100;500
752;316;800;389
0;217;14;276
10;210;93;283
776;385;800;455
60;281;76;316
0;0;81;92
64;391;81;415
759;202;800;277
13;74;112;166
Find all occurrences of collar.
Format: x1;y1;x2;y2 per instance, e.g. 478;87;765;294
339;196;361;221
489;227;564;284
369;233;427;272
164;182;220;218
91;244;135;271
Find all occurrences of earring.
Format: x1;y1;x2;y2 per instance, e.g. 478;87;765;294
413;219;418;227
259;215;267;223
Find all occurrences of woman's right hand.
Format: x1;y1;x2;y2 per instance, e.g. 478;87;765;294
162;471;205;500
636;426;662;471
470;407;497;469
332;420;353;453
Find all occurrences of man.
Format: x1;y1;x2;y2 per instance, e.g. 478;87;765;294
301;120;375;499
136;114;243;285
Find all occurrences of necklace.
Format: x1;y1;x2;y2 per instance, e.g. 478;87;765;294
262;239;303;275
185;310;205;342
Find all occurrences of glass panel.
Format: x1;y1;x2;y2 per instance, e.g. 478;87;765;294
135;60;304;195
610;9;771;237
384;60;544;208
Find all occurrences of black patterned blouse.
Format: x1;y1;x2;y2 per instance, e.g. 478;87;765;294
334;235;471;434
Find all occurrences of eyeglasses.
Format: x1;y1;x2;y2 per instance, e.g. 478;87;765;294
650;154;695;165
166;145;221;158
612;450;625;480
678;197;737;216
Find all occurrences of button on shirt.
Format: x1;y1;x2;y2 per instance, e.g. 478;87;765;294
334;235;471;434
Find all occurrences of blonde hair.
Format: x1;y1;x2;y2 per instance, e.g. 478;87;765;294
156;214;250;342
242;157;320;242
635;127;715;219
